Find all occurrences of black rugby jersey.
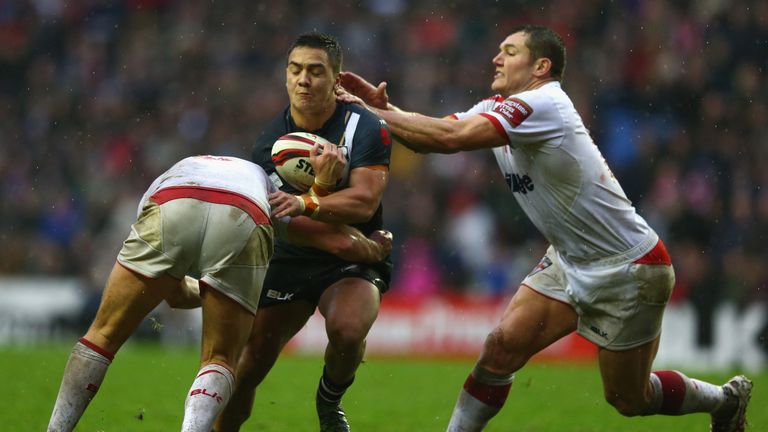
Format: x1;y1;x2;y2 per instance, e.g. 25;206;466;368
252;101;391;260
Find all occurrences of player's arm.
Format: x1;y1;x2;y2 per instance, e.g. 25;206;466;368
308;166;387;223
269;166;387;223
374;109;506;154
339;71;504;153
281;216;392;263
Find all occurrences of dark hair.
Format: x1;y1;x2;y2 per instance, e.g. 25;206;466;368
288;32;343;75
509;25;566;81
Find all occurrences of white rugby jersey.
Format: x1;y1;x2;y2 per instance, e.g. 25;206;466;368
453;82;656;263
138;155;275;218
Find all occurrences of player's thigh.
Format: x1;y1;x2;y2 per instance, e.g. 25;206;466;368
199;283;257;367
598;336;660;404
318;277;380;340
501;286;577;348
480;286;578;370
86;262;174;352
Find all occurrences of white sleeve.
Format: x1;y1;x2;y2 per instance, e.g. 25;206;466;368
481;91;564;147
452;96;504;120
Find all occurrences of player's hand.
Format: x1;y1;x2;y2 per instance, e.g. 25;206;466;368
335;85;367;107
310;141;346;187
269;191;304;218
369;230;393;259
338;71;389;110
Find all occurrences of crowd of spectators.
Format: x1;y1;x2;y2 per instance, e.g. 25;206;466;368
1;0;766;349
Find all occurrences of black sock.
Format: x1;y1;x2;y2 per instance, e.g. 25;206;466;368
316;366;354;404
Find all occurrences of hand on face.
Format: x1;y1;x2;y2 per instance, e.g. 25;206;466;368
338;71;389;109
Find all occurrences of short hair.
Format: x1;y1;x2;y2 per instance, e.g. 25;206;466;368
509;25;566;81
288;32;343;75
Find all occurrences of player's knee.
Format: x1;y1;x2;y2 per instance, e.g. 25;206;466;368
479;327;530;374
604;392;646;417
326;323;367;352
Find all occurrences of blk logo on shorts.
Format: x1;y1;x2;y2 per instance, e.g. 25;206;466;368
266;289;294;301
589;325;608;339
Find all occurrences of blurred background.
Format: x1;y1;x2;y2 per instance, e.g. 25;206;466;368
1;0;766;370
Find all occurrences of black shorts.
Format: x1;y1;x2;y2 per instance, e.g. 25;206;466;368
258;257;392;308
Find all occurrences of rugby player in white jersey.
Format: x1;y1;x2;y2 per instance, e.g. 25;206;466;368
339;24;751;432
46;152;392;432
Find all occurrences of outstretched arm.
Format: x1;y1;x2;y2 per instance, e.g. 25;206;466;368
338;71;507;153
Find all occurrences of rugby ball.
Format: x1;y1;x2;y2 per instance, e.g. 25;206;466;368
271;132;330;192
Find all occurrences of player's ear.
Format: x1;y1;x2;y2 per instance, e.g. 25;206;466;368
533;58;552;78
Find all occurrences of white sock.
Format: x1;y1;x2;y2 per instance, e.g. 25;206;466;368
649;370;726;415
47;338;113;432
181;363;235;432
446;366;514;432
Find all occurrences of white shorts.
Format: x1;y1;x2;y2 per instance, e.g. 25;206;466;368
522;242;675;350
117;192;273;314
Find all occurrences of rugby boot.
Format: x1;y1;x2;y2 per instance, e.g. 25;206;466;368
317;398;351;432
710;375;752;432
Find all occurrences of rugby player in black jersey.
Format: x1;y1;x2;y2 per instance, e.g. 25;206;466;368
215;32;392;432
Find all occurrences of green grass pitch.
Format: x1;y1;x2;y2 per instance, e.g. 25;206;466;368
5;343;765;431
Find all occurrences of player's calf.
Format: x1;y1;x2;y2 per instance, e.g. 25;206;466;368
446;365;514;432
47;338;114;432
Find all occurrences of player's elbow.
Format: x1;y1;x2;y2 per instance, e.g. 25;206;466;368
341;198;379;223
355;204;378;222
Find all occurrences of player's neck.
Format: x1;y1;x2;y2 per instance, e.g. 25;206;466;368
290;103;336;132
523;77;556;92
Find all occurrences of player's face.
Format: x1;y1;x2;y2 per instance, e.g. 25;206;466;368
286;47;338;115
491;32;538;97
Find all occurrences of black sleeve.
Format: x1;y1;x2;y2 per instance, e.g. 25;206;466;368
348;109;392;170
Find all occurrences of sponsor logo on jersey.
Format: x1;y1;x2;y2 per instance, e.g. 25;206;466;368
505;173;534;194
493;97;533;127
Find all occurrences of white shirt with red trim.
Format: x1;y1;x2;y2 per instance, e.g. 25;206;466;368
453;82;655;263
138;155;275;218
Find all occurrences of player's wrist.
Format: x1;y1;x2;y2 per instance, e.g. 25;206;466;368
310;180;334;197
299;194;320;218
314;176;336;188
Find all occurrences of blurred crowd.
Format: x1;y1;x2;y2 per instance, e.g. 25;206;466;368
1;0;766;347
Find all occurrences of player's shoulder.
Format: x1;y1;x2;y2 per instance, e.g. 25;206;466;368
341;102;385;127
256;109;290;146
